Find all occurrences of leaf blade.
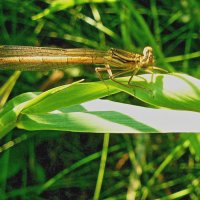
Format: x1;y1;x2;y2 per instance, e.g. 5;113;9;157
17;99;200;133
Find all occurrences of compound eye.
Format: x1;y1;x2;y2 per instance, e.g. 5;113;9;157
143;46;153;57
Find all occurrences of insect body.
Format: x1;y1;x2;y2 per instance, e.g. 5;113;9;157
0;45;166;90
96;46;155;87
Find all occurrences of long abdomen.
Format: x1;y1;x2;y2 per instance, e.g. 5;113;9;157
0;45;107;71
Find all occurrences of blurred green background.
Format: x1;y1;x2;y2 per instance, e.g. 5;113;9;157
0;0;200;199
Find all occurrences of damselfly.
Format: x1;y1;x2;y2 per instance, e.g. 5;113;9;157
0;45;166;88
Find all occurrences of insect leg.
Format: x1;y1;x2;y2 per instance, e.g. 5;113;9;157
128;67;153;94
143;68;154;82
95;66;110;90
128;67;141;85
105;65;148;94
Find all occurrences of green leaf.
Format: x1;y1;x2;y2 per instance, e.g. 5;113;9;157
0;71;21;107
17;99;200;133
0;80;109;138
32;0;118;20
22;80;119;114
19;73;200;114
0;73;200;137
107;73;200;112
